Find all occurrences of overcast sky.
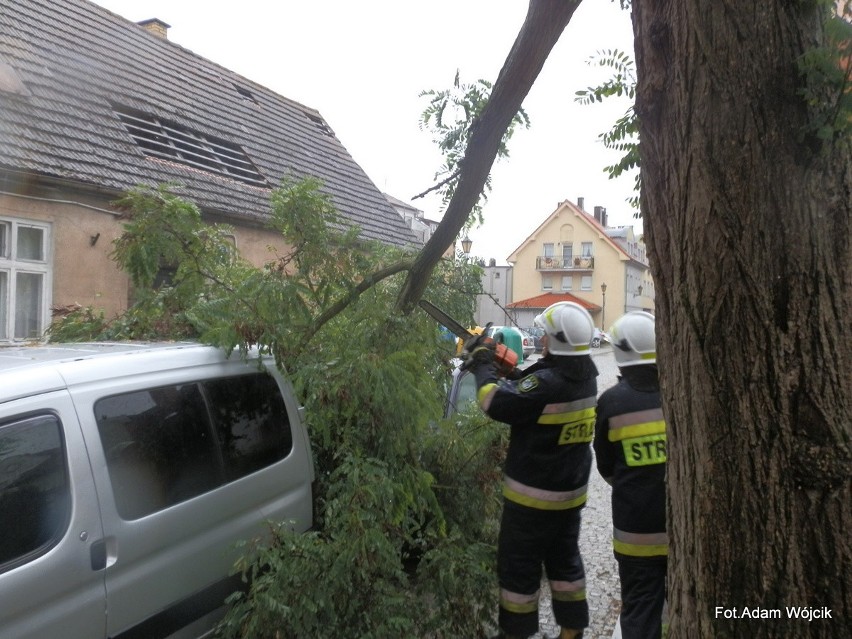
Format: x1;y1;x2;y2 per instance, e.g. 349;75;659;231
92;0;638;264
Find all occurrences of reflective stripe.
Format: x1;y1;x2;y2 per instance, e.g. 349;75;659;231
613;528;668;557
608;408;666;442
500;588;539;614
550;578;587;602
609;408;664;429
503;476;588;510
537;396;596;425
478;383;498;411
613;539;668;557
614;529;668;545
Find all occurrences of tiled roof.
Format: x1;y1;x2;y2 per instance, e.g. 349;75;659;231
0;0;415;247
507;292;601;312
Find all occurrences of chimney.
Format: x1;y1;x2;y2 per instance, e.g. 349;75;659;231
138;18;171;39
593;206;602;223
577;197;585;211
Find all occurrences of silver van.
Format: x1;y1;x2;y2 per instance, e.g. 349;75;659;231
0;342;314;639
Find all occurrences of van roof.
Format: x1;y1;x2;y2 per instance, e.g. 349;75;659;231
0;342;263;404
0;342;203;371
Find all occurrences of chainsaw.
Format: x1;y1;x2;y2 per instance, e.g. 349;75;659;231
419;299;518;376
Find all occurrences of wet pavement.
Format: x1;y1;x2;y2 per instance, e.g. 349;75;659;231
531;346;622;639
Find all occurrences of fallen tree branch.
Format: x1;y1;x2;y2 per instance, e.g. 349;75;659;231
396;0;584;312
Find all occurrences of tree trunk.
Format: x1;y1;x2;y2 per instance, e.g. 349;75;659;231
632;1;852;637
396;0;581;312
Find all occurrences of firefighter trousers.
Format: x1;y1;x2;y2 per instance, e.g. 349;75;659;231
615;553;667;639
497;500;589;638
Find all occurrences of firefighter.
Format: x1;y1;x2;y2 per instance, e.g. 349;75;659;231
461;301;597;639
593;312;667;639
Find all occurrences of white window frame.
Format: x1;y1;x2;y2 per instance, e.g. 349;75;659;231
561;275;573;291
581;242;593;257
542;274;553;291
580;275;592;291
0;217;52;341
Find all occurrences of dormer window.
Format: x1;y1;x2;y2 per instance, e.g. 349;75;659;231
114;106;267;187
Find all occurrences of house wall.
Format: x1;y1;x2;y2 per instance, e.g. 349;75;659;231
1;194;130;320
1;192;293;340
476;264;514;327
231;224;293;267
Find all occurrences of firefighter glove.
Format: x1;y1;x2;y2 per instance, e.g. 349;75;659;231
461;343;495;371
462;334;484;353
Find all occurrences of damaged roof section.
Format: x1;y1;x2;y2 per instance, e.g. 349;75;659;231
0;0;415;247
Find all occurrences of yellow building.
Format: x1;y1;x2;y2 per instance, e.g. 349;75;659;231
506;199;654;331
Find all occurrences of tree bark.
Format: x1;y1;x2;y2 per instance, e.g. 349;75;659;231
396;0;582;312
632;1;852;637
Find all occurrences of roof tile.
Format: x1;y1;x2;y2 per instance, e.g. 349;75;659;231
0;0;415;247
507;292;601;312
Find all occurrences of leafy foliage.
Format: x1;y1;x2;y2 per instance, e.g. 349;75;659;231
575;49;641;216
418;70;531;225
577;3;852;213
798;3;852;144
50;179;506;637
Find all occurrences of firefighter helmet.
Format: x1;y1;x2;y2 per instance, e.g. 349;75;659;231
610;311;656;367
534;302;594;356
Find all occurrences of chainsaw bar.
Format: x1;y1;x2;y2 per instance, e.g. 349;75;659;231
418;299;474;340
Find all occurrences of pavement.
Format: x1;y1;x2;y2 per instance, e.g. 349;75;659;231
528;345;622;639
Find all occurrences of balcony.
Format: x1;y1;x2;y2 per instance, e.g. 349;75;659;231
536;255;595;271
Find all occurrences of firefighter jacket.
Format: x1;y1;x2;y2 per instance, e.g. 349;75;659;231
593;365;667;557
471;355;598;510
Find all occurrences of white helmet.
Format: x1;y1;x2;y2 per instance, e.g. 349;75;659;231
534;302;594;356
609;311;656;367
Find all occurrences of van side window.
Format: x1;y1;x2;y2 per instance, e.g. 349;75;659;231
202;374;292;481
96;384;222;520
95;373;293;520
0;414;71;572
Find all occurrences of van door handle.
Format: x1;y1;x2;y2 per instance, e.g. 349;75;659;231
90;539;107;571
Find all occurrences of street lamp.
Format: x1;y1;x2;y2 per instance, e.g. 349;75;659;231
461;236;472;254
600;282;607;330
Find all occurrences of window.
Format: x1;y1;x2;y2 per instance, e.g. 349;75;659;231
0;415;71;573
95;373;292;520
233;83;258;105
114;106;267;187
542;275;553;291
204;375;292;481
455;372;478;412
581;242;593;257
0;218;50;341
580;275;592;291
562;275;573;291
543;243;554;258
0;272;6;336
562;244;573;267
306;112;334;137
